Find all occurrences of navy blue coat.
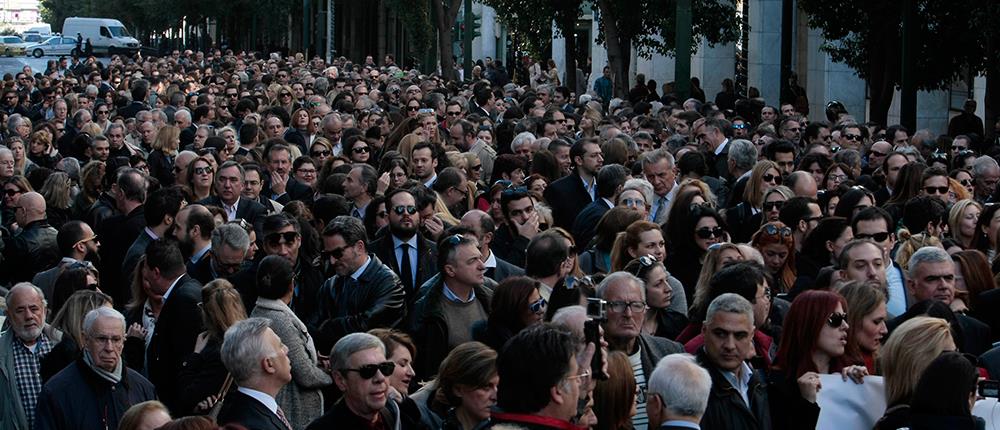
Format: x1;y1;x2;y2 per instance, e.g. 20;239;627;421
34;358;156;430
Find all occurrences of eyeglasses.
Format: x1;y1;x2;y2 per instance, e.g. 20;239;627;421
868;150;887;158
352;146;370;154
843;134;862;141
75;234;99;247
446;111;462;117
924;186;949;195
827;312;848;328
194;166;213;175
4;188;21;196
959;178;973;187
392;205;418;215
264;231;300;247
855;231;890;242
696;226;725;239
622;198;644;208
763;201;784;212
607;301;647;313
828;174;849;183
529;297;547;315
733;123;747;129
762;224;792;237
761;173;781;184
340;362;396;379
470;164;482;171
311;150;331;157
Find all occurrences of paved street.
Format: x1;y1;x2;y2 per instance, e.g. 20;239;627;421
0;55;112;75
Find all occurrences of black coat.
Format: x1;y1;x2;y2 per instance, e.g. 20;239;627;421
544;171;594;230
147;274;204;411
491;224;530;268
116;101;149;119
147;149;175;187
485;254;524;283
696;348;772;430
262;175;313;205
34;358;156;430
2;219;59;284
767;368;819;430
312;255;406;353
217;390;290;430
409;275;495;379
571;198;612;248
176;338;229;416
97;205;146;307
370;233;438;302
306;397;403;430
197;196;267;235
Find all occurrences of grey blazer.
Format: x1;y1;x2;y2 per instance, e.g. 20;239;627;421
0;325;62;430
250;298;332;429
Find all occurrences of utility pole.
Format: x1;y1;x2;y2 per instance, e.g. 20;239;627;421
463;0;473;80
674;0;691;100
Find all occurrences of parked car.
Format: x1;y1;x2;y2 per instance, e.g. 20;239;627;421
26;36;79;58
0;36;29;57
62;17;140;55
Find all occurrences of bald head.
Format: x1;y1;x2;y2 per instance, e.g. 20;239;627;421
17;192;46;223
787;171;818;199
460;209;496;249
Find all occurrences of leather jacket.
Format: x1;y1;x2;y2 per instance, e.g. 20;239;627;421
312;255;406;353
3;219;59;283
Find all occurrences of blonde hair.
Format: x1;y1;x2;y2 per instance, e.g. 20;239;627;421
200;280;247;341
51;290;112;346
677;178;718;207
880;317;954;405
893;231;943;271
949;199;982;248
743;160;781;209
152;125;180;156
118;401;171;430
691;243;744;316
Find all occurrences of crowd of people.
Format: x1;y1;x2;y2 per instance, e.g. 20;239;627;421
0;46;997;430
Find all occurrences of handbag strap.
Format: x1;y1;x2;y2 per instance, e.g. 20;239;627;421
215;373;234;400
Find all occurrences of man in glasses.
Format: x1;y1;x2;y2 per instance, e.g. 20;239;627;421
864;140;892;177
1;88;26;116
597;272;684;429
188;223;250;284
898;246;991;356
409;233;492;379
217;318;293;430
242;213;323;322
32;220;100;300
371;188;439;299
306;333;402;429
690;293;770;430
314;216;404;352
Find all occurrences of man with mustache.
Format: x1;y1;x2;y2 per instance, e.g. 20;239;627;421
0;283;62;430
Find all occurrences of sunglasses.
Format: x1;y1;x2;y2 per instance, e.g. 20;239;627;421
407;106;420;112
311;150;331;157
446;111;462;117
4;188;21;196
529;297;548;315
443;234;465;246
194;167;213;175
392;205;417;215
501;186;529;197
855;231;890;242
960;179;974;187
341;362;396;379
761;173;782;184
763;201;784;212
353;146;370;154
827;312;848;328
628;254;657;278
843;134;862;141
762;223;792;237
696;226;726;239
264;231;299;247
868;150;886;158
924;186;949;195
322;245;350;260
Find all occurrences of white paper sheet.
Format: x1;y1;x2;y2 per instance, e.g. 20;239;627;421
815;375;886;430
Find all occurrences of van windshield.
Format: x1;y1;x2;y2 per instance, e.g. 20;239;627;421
108;26;130;38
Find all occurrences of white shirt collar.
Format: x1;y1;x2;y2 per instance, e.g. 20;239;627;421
393;235;419;250
423;174;437;188
350;255;372;280
143;227;160;240
714;138;730;156
237;387;279;415
162;274;185;301
191;244;210;264
483;250;497;268
601;197;615;208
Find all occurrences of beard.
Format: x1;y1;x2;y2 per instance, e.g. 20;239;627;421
12;324;42;344
85;247;101;266
390;221;417;240
178;236;195;259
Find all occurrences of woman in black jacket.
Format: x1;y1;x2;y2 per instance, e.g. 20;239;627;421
904;352;984;430
474;276;545;352
664;191;729;298
147;125;180;187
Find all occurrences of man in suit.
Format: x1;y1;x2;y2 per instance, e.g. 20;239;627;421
97;168;147;307
200;161;268;228
122;186;186;293
642;149;679;224
459;210;524;283
573;163;628;247
697;117;733;183
314;216;406;355
189;223;251;284
116;85;150;119
32;220;99;301
344;164;377;220
370;188;438;301
305;333;405;429
545;138;603;230
172;204;214;275
218;318;294;430
142;239;204;411
242;163;285;214
725;139;758;208
647;354;713;430
262;143;313;205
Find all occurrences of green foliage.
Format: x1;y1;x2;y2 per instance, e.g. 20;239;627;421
387;0;434;56
483;0;554;58
594;0;739;58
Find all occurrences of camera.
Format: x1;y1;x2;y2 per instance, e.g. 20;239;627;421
979;380;999;398
586;298;606;321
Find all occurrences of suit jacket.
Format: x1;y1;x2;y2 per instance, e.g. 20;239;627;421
262;175;313;205
545;171;594;230
486;253;524;283
217;390;289;430
708;142;731;182
121;229;155;297
0;326;62;430
572;198;613;248
313;255;407;353
370;233;438;302
147;275;204;411
198;196;267;236
97;205;146;307
116;101;149;120
250;299;331;429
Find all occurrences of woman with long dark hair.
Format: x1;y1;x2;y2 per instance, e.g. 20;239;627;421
474;276;545;352
665;197;728;298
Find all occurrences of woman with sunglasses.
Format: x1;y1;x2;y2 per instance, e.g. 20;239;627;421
2;175;30;229
752;222;797;295
249;255;331;429
309;137;334;166
762;185;793;224
186;156;215;202
949;199;982;250
474;276;546;352
344;135;372;164
770;290;867;430
404;99;422;119
411;342;498;430
725;160;782;243
624;256;688;340
666;192;729;300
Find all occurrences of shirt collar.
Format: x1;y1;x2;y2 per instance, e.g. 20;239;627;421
423;174;437;188
722;360;754;387
483;250;497;268
443;282;476;303
237;387;279;415
350;255;372;280
393;235;419;250
661;420;701;429
714;138;730;155
162;274;185;301
143;227;160;240
601;197;615;208
191;244;211;264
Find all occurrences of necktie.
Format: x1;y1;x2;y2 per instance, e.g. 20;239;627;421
352;207;361;219
399;243;414;292
652;196;666;222
276;406;292;430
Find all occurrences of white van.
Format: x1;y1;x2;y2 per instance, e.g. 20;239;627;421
62;17;140;55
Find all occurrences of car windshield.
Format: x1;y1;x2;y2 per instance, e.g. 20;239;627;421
5;37;24;43
44;37;58;45
108;26;130;38
24;35;40;42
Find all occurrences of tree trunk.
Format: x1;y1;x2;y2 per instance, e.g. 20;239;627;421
557;15;577;94
867;21;899;127
597;0;627;98
433;0;463;81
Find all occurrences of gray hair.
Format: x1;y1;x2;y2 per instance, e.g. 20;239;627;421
639;148;674;170
648;354;712;418
622;178;654;206
330;332;385;372
596;271;646;301
197;124;216;137
728;139;758;172
907;246;953;279
972;156;1000;177
4;282;46;309
173;109;191;124
212;223;251;253
221;318;279;383
84;84;98;97
895;146;925;164
6;113;25;132
106;123;125;135
704;293;754;326
551;305;587;339
82;307;126;336
0;147;13;160
511;131;536;153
